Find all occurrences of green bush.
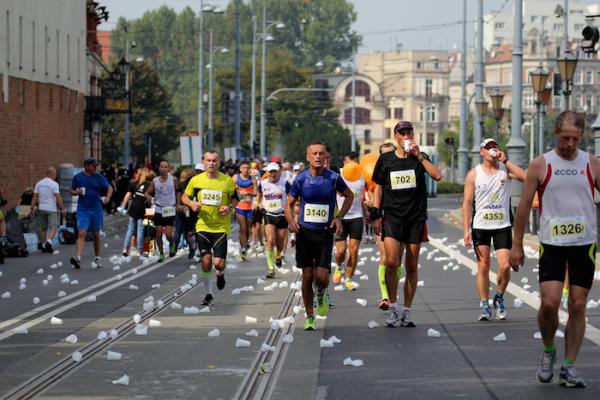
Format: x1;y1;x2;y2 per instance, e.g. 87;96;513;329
437;181;464;194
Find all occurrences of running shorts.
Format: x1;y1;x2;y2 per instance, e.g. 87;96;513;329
381;218;428;244
196;231;228;259
471;226;512;250
264;214;288;230
539;243;596;289
334;217;363;242
296;226;334;270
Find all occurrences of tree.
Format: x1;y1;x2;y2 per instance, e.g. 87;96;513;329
101;60;184;163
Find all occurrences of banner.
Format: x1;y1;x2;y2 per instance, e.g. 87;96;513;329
180;136;203;165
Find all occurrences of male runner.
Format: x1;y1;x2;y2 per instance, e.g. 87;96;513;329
333;151;366;291
258;162;290;278
371;121;442;327
463;138;526;321
233;161;257;260
145;161;179;262
510;111;599;388
285;140;353;330
182;150;238;306
32;167;64;254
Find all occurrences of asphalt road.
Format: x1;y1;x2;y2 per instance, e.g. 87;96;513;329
1;196;600;399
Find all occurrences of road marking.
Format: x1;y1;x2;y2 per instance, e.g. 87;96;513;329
0;256;180;341
428;235;600;347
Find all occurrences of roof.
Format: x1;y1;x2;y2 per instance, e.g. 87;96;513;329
97;31;112;65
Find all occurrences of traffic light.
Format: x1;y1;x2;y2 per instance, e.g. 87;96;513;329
581;25;600;53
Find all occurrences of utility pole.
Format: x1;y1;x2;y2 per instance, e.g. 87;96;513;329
457;0;469;181
250;16;257;156
234;0;242;158
123;37;130;165
471;0;484;164
197;0;205;154
351;58;356;152
562;0;569;111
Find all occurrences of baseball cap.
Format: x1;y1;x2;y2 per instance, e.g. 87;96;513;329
194;163;204;171
271;156;282;163
480;138;498;148
266;162;280;171
394;120;413;133
83;158;98;166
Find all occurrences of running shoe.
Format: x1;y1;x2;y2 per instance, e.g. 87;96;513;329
344;279;358;291
45;242;54;254
122;249;128;257
202;293;214;306
158;254;165;262
326;291;335;309
188;247;195;259
559;365;586;388
169;246;176;258
478;305;492;321
240;249;247;261
333;268;342;284
400;309;416;327
94;257;102;268
281;255;287;265
266;270;276;279
536;350;556;383
493;295;506;320
379;298;391;311
316;293;329;316
70;256;81;269
256;244;264;252
304;315;316;331
275;256;282;268
385;307;400;327
216;273;226;290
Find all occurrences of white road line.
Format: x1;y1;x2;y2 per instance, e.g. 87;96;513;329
0;256;180;341
427;235;600;347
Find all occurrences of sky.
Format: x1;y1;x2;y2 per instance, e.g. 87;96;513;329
97;0;599;52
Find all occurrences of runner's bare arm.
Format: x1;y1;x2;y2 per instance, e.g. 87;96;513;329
462;169;475;246
592;155;600;192
285;195;300;233
181;192;200;212
144;181;155;201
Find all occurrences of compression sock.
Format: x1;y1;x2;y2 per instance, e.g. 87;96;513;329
543;343;556;353
378;265;389;299
265;249;275;271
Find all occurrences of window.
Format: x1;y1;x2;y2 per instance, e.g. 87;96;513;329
386;107;391;119
434;62;440;69
575;24;583;31
586;70;593;84
553;96;561;108
574;94;582;109
524;93;534;108
573;71;582;84
596;95;600;111
553;23;563;31
586;95;593;110
345;80;370;101
427;106;437;122
364;129;371;145
495;22;505;29
531;16;537;23
427;132;435;146
417;61;422;69
394;107;403;119
344;107;370;124
385;127;391;138
425;79;433;97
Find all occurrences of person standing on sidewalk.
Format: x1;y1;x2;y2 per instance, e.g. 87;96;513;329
70;158;112;269
371;121;442;328
510;111;599;388
32;167;65;254
285;140;353;331
118;168;150;257
182;150;238;306
145;161;179;262
463;138;526;321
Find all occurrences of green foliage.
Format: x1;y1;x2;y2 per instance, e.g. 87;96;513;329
283;121;352;164
437;181;464;194
101;61;184;163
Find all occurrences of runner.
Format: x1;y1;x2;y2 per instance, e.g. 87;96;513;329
285;140;353;331
174;167;198;259
118;167;150;257
333;152;366;291
463;138;526;321
365;142;402;310
145;161;179;262
510;111;599;388
371;121;442;327
32;167;65;254
182;150;238;306
258;162;290;278
233;161;257;261
69;158;113;269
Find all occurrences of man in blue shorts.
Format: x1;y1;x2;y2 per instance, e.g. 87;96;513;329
285;140;354;331
70;158;112;269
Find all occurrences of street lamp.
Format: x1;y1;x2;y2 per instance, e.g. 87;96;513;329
475;97;489;138
556;51;578;110
530;64;550;156
490;90;505;142
207;29;228;150
258;3;285;159
117;56;131;165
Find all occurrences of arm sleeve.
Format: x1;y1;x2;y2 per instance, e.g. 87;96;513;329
34;182;40;194
53;182;60;194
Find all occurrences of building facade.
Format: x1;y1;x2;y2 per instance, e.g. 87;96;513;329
0;0;104;207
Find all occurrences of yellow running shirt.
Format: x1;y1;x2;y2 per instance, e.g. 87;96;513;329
185;172;236;234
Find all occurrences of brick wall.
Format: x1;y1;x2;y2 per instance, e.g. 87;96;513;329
0;75;84;208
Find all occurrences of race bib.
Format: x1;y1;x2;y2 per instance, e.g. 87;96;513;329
239;192;253;202
265;199;282;213
161;206;176;217
481;210;505;224
304;203;329;223
201;189;223;206
390;170;417;190
550;217;586;244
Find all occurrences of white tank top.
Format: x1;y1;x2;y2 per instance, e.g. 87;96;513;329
260;177;288;216
538;149;597;246
153;174;176;213
472;164;512;230
336;176;365;220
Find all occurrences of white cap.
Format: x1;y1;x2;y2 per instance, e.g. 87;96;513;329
266;162;280;171
194;163;204;171
480;138;498;148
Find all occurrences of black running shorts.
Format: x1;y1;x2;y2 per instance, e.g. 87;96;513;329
196;231;228;259
381;218;428;244
264;214;288;229
539;243;596;289
334;217;363;242
296;226;334;270
472;226;512;250
252;208;265;225
154;213;175;227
